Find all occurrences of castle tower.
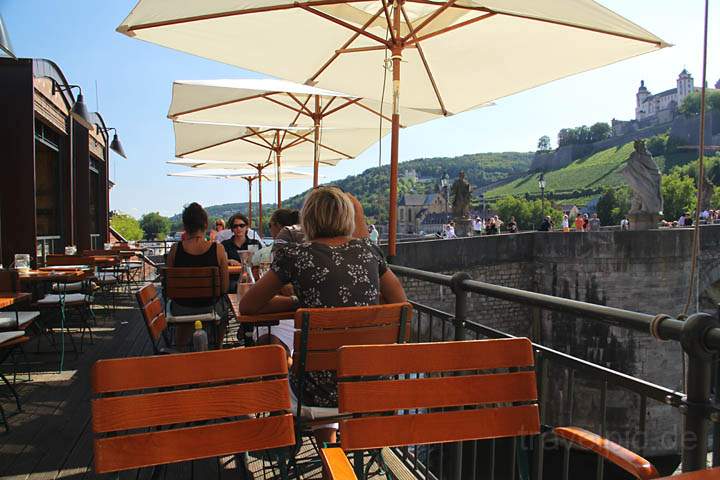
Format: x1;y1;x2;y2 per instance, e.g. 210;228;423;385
677;68;694;101
635;80;650;120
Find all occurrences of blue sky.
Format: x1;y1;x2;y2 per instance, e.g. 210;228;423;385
3;1;718;217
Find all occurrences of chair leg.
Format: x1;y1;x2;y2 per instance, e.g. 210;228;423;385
0;372;21;412
0;402;7;433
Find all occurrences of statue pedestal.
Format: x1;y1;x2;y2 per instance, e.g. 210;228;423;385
453;218;473;237
628;212;662;230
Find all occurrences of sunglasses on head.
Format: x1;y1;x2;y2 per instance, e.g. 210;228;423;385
232;223;247;229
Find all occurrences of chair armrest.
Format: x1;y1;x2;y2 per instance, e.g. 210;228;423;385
554;427;660;480
321;448;357;480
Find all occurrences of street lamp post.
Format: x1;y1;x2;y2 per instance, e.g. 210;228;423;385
538;173;546;221
441;173;449;221
480;193;486;220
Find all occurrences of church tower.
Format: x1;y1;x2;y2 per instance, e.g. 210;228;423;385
635;80;649;120
677;69;694;101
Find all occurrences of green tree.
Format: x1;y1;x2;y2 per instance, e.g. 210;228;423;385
679;91;720;116
645;134;667;156
495;196;562;230
661;171;696;220
589;122;611;143
110;212;143;241
596;187;631;225
140;212;172;240
537;135;551;152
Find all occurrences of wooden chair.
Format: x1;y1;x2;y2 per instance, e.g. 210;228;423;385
292;303;411;442
321;339;662;480
135;284;173;354
90;345;295;476
163;266;224;348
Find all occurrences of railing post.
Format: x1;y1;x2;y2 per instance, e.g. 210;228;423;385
449;271;471;480
451;272;471;341
680;312;719;472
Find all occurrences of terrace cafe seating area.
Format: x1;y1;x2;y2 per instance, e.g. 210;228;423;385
1;258;720;479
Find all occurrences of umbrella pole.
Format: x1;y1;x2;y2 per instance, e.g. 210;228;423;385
313;95;321;188
257;165;264;238
388;6;402;259
274;130;282;208
246;176;253;228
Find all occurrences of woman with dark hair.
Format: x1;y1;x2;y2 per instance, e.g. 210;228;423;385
271;208;304;246
222;213;262;291
166;202;230;347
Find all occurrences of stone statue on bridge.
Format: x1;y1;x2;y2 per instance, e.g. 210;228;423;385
450;171;473;236
451;171;472;219
620;140;663;229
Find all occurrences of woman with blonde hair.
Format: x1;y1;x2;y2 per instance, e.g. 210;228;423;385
238;186;406;444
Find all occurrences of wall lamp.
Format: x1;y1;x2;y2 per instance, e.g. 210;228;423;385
96;125;127;159
51;81;93;125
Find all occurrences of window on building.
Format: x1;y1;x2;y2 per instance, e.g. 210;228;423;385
89;156;101;235
34;120;63;239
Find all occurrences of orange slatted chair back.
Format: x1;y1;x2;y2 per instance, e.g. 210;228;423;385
91;345;294;474
135;284;167;348
164;266;221;302
336;338;540;452
292;303;412;373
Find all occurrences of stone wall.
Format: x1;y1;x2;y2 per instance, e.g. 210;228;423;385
390;226;720;455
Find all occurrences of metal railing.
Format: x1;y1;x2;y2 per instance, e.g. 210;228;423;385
389;264;720;478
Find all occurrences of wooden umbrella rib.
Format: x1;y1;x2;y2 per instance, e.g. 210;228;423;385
400;5;447;116
381;0;397;44
170;91;279;119
306;6;387;84
261;95;309;117
405;1;664;47
406;11;495;45
401;0;457;42
320;96;340;116
285;130;354;158
494;10;665;46
354;100;402;127
286;92;314;117
237;136;274;151
124;0;363;32
178;129;263;157
335;45;392;54
300;5;390;47
322;97;363;117
246;127;277;149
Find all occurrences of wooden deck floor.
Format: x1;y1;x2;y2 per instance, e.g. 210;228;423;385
0;292;155;479
0;290;397;480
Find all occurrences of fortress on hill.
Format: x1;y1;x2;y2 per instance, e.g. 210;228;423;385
531;69;720;172
612;69;720;136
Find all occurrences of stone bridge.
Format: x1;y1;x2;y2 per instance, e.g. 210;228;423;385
389;225;720;456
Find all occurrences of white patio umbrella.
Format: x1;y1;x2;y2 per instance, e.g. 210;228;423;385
169;168;314;231
173;120;387;207
119;0;669;257
169;78;441;186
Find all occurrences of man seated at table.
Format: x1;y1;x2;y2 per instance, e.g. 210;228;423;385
221;213;262;292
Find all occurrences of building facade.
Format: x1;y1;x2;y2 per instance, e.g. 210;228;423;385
635;69;719;122
398;192;447;234
0;58;118;267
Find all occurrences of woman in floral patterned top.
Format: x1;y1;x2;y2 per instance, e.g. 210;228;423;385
238;187;407;445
